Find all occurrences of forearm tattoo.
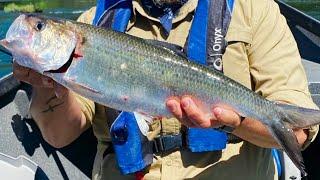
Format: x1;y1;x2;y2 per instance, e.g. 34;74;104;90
42;95;65;113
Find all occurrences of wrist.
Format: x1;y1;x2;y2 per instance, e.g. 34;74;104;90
217;115;245;133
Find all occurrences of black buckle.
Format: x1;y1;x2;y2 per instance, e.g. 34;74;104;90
153;134;184;153
227;134;243;144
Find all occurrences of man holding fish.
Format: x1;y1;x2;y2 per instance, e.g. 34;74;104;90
5;0;320;179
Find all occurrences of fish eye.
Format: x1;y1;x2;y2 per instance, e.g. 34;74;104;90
35;21;45;31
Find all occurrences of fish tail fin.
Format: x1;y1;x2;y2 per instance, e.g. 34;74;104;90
268;121;306;176
277;103;320;128
269;103;320;177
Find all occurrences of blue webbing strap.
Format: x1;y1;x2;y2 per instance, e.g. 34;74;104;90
93;0;118;25
226;0;235;13
112;1;132;32
185;0;208;65
110;112;153;174
272;149;282;177
185;0;235;152
94;0;132;32
206;0;233;70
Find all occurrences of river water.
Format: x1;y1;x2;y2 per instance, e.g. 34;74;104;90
0;0;319;78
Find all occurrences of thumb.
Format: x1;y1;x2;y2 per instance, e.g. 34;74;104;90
212;107;242;127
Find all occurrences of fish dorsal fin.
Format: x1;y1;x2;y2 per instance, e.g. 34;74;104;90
144;39;188;59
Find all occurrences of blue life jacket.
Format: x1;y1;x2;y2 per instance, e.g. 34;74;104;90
92;0;237;175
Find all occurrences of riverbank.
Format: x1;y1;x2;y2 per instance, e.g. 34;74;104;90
4;2;46;13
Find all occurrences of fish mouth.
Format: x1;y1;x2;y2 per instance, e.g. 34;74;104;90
0;39;12;56
0;39;10;49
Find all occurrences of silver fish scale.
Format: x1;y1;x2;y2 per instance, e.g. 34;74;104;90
63;22;279;122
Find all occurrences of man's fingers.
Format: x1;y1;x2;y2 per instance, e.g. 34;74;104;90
166;99;183;119
167;96;243;128
166;99;196;127
212;107;241;127
181;97;211;128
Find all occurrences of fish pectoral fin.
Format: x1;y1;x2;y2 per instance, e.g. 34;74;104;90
133;112;154;124
267;121;306;177
133;112;153;137
276;103;320;128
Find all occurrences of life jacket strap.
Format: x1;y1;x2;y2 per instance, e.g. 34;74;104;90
185;0;234;152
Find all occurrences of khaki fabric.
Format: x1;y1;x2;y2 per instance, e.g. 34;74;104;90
75;0;319;179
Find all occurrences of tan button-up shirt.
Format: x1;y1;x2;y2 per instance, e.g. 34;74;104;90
76;0;319;179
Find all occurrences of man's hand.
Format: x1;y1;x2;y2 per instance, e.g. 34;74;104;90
166;96;243;129
166;96;309;148
13;62;68;98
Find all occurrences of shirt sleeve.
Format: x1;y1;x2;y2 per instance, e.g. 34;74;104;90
77;7;97;24
73;92;95;125
248;0;318;149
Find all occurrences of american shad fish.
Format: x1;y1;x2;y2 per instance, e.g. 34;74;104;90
2;14;320;176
